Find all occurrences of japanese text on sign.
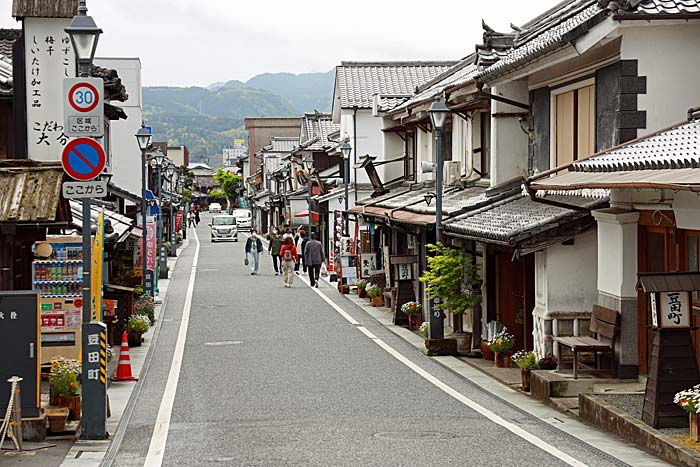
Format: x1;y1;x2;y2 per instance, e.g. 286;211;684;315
659;291;690;328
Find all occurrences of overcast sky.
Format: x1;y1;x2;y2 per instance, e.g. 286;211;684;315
0;0;561;87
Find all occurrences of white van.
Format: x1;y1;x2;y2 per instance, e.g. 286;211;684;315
232;209;252;230
209;202;222;213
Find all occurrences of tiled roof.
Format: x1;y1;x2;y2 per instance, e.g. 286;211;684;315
444;193;605;245
298;112;339;152
477;0;700;83
622;0;700;15
477;1;604;82
0;163;66;222
266;137;298;154
573;118;700;172
375;95;411;113
335;61;457;109
0;29;20;59
0;54;12;96
389;58;479;115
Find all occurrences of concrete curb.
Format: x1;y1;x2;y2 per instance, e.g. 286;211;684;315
579;393;700;467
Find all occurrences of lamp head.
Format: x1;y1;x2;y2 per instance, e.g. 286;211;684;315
303;155;314;171
428;97;449;130
152;149;165;167
135;124;152;151
339;141;352;160
64;1;102;70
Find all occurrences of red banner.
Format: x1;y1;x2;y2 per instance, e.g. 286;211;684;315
175;210;183;232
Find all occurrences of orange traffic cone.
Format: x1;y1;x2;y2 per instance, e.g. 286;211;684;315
112;331;138;382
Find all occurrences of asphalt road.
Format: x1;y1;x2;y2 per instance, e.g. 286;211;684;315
109;213;646;467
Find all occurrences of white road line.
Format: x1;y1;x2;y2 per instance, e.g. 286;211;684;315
143;228;200;467
317;288;588;467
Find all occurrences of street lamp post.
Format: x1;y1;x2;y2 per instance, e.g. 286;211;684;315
150;150;168;280
427;97;449;341
280;164;290;227
135;124;152;296
65;0;104;440
340;141;352;235
303;155;314;234
166;162;177;257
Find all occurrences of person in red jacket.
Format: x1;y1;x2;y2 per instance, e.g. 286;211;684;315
279;237;298;288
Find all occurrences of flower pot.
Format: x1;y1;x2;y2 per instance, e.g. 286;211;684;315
521;368;532;392
128;332;143;347
46;407;69;433
371;296;383;307
57;395;81;420
481;341;495;361
691;412;700;442
358;288;367;299
407;314;421;330
494;352;512;368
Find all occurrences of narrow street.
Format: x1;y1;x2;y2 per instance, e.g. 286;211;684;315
104;214;662;467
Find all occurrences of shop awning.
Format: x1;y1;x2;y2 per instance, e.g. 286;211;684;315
638;272;700;293
528;116;700;193
443;193;606;255
294;209;320;221
70;201;142;242
0;162;70;224
530;168;700;192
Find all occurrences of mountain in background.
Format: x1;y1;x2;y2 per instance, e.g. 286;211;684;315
144;70;335;163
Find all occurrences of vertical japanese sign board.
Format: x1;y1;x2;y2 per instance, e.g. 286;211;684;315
24;17;75;161
0;292;40;418
141;217;157;295
91;210;104;321
81;322;107;439
640;273;700;429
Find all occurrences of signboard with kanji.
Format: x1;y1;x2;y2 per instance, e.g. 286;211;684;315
62;180;107;199
651;291;690;328
0;292;40;418
63;78;104;137
81;322;107;438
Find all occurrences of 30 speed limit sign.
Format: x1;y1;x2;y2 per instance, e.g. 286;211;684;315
63;77;104;137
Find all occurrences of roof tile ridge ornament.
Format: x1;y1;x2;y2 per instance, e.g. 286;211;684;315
597;0;642;11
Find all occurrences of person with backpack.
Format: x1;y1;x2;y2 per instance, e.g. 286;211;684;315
245;230;264;275
279;236;298;288
294;229;307;275
269;229;284;275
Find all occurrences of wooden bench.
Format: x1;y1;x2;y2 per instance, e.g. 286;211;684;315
554;305;620;379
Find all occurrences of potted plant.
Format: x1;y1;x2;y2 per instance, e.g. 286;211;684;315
46;407;70;433
127;314;151;347
489;332;514;368
134;294;156;325
50;357;81;420
356;280;368;298
538;354;557;370
401;301;423;329
674;385;700;441
481;321;505;361
419;243;481;351
512;350;539;391
419;322;429;339
366;284;383;307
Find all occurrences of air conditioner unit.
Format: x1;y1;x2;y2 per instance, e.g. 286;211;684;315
444;160;462;186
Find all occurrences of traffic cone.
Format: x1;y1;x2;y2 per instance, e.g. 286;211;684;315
112;331;138;382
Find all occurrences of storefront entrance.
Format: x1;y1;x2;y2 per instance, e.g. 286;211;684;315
638;211;700;373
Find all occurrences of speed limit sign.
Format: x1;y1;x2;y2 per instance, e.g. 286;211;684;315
63;78;104;137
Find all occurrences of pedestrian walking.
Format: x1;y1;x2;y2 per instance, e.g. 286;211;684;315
294;229;306;275
187;210;196;228
245;230;263;275
279;237;298;288
304;232;325;288
194;208;200;225
269;229;284;275
283;226;294;240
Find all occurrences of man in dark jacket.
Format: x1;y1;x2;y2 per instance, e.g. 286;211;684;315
303;233;325;287
245;230;264;275
268;229;283;275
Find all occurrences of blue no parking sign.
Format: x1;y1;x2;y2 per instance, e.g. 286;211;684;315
61;138;106;181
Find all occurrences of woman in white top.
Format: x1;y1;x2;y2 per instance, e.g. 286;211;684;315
294;229;306;274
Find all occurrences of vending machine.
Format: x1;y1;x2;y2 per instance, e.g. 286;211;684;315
32;236;84;365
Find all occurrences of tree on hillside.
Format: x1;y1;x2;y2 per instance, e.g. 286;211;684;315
214;169;242;210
